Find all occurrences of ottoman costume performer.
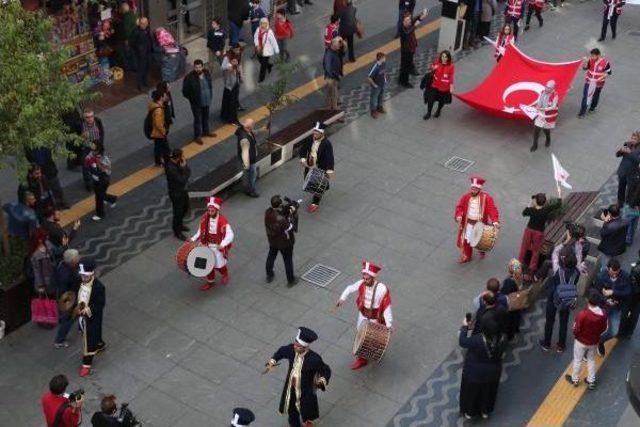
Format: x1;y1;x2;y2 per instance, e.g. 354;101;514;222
455;176;500;264
336;261;393;370
191;196;234;291
230;407;255;426
265;327;331;427
530;80;559;152
299;122;334;213
77;258;106;377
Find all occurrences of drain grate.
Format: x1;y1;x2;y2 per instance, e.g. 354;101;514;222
443;156;475;172
301;264;341;288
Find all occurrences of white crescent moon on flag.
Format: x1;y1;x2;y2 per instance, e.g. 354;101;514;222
502;81;546;113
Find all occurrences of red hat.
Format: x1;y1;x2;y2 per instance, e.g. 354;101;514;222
362;260;382;277
207;196;223;209
470;175;486;189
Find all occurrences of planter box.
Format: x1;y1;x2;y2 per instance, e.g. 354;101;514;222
0;276;33;336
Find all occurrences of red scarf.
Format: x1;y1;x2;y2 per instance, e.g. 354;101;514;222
258;28;267;51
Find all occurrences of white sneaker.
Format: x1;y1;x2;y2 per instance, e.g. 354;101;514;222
92;216;102;221
54;341;69;349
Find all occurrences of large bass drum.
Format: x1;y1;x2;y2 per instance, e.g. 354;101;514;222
469;223;498;252
303;168;330;196
176;241;217;278
353;321;391;362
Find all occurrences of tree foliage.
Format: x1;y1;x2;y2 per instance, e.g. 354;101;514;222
261;60;302;137
0;0;93;179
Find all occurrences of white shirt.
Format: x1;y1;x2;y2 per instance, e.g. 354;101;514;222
340;280;393;327
191;215;235;248
77;279;93;317
467;196;481;221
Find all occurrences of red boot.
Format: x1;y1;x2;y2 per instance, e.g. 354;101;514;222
200;282;215;291
221;275;229;285
458;255;471;264
79;365;91;377
351;356;368;370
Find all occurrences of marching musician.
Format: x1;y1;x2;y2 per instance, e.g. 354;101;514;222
264;327;331;427
455;176;500;264
77;258;106;377
299;122;334;213
531;80;559;152
191;196;234;291
230;407;255;426
335;261;393;370
578;48;612;118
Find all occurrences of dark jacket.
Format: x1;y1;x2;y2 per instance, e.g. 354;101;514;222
129;27;153;59
265;207;295;249
459;325;506;383
207;27;226;53
472;303;507;335
399;0;416;12
91;411;123;427
599;216;629;257
399;16;421;53
299;137;335;172
25;147;58;178
236;126;258;166
165;160;191;196
339;4;358;36
323;48;342;80
53;261;81;298
271;344;331;421
228;0;250;26
616;146;640;178
592;268;632;307
182;70;213;107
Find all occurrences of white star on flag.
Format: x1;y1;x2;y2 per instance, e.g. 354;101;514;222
551;153;572;190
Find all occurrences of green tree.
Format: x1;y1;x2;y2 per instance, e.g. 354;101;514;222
261;60;303;138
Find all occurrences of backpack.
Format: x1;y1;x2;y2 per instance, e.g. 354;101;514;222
553;269;579;310
143;107;161;140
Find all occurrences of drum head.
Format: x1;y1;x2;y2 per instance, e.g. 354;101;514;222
469;222;484;247
185;246;217;277
352;322;368;355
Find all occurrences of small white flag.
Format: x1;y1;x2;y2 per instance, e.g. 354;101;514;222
551;153;572;189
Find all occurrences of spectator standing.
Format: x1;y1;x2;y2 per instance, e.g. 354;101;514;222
398;10;427;88
367;52;387;119
148;90;171;165
524;0;544;31
236;118;261;198
249;0;267;37
535;226;590;282
41;207;80;258
156;81;175;129
578;48;612;118
77;109;105;189
91;395;124;427
622;251;640;337
504;0;524;42
396;0;416;37
207;18;227;66
422;50;454;120
599;0;625;41
472;289;507;335
265;195;298;285
228;1;249;46
478;0;497;40
565;290;608;389
220;54;242;124
254;18;279;83
500;259;525;340
2;191;38;240
338;0;358;62
41;374;82;427
86;142;118;221
615;132;640;207
462;0;482;49
324;14;340;49
30;228;56;294
593;259;631;357
473;278;509;311
182;59;217;144
518;193;561;273
598;204;628;269
115;3;137;70
165;149;191;240
274;9;294;63
53;249;81;348
129;17;154;92
25;146;69;209
323;37;342;110
21;165;54;218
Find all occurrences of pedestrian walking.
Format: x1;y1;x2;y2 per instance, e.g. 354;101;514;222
615;132;640;207
524;0;544;31
599;0;625;41
564;289;608;390
398;9;427;88
323;37;343;110
462;0;482;49
53;249;81;349
597;204;628;269
25;146;69;209
479;0;498;40
324;14;340;49
422;50;454;120
182;59;217;144
578;48;612;117
76;109;105;188
165;149;191;240
518;193;561;273
274;9;294;63
206;18;227;66
249;0;266;37
494;24;514;62
220;54;242;124
338;0;358;62
504;0;524;42
531;80;559;152
77;258;106;377
299;122;335;213
254;18;279;83
265;195;298;286
129;17;153;92
228;1;249;46
236;118;261;198
86;142;117;221
148;90;171;165
396;0;416;37
367;52;387;118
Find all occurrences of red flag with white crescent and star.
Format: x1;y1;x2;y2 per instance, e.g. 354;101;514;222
455;43;582;120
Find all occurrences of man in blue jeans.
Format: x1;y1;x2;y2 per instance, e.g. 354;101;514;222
182;59;217;144
592;258;632;356
367;52;387;119
53;249;81;348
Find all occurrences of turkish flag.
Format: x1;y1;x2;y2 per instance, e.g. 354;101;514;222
455;44;582;120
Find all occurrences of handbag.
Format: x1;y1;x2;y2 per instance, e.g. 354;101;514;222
31;292;58;328
507;286;531;311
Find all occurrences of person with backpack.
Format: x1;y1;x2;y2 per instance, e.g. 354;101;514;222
565;289;608;390
592;258;632;356
539;252;580;353
146;90;171;166
621;250;640;337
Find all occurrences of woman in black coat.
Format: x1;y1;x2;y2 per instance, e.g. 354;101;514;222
500;258;524;340
459;316;506;420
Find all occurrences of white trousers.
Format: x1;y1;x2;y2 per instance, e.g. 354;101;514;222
571;339;596;383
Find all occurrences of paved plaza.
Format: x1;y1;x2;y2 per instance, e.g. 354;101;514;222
2;1;640;426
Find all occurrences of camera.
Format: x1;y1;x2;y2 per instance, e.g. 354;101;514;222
68;388;84;402
281;197;301;232
119;403;141;426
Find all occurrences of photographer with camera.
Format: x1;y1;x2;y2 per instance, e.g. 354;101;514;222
518;193;561;274
41;374;83;427
91;395;140;427
265;195;299;287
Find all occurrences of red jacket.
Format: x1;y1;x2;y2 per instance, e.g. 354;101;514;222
274;19;294;40
324;22;339;48
573;305;608;346
454;191;500;248
431;60;454;93
41;392;81;427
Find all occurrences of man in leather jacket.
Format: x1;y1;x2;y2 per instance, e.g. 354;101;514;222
265;195;298;286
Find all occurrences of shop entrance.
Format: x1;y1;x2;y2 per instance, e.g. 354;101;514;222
167;0;206;44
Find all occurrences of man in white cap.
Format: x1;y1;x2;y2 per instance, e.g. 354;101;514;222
531;80;559;152
191;196;234;291
230;407;255;426
336;260;393;370
77;258;106;377
264;327;331;427
299;122;334;213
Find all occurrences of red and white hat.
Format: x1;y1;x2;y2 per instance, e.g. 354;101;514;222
207;196;223;209
470;175;486;189
362;260;382;277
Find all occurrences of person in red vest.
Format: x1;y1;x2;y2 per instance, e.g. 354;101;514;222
335;261;393;370
531;80;559;152
455;176;500;264
599;0;625;41
494;24;514;62
422;50;454;120
524;0;544;31
191;196;234;291
578;48;612;117
504;0;524;42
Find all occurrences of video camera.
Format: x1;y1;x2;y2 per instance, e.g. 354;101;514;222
119;403;141;427
68;388;84;403
279;196;301;232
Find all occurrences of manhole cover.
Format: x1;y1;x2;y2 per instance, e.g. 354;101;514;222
301;264;341;288
443;156;475;172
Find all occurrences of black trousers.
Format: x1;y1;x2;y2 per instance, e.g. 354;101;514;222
533;126;551;146
94;181;117;218
342;33;355;61
619;293;640;337
601;12;619;39
526;7;543;27
153;138;171;165
170;192;190;235
618;174;629;207
427;98;444;115
258;55;272;82
46;173;67;207
220;86;240;124
543;300;570;347
398;51;414;85
136;56;150;90
266;246;295;282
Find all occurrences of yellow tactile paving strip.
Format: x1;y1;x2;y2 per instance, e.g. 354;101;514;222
527;338;618;427
58;19;441;226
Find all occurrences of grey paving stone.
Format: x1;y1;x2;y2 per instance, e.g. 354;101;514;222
129;386;191;427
